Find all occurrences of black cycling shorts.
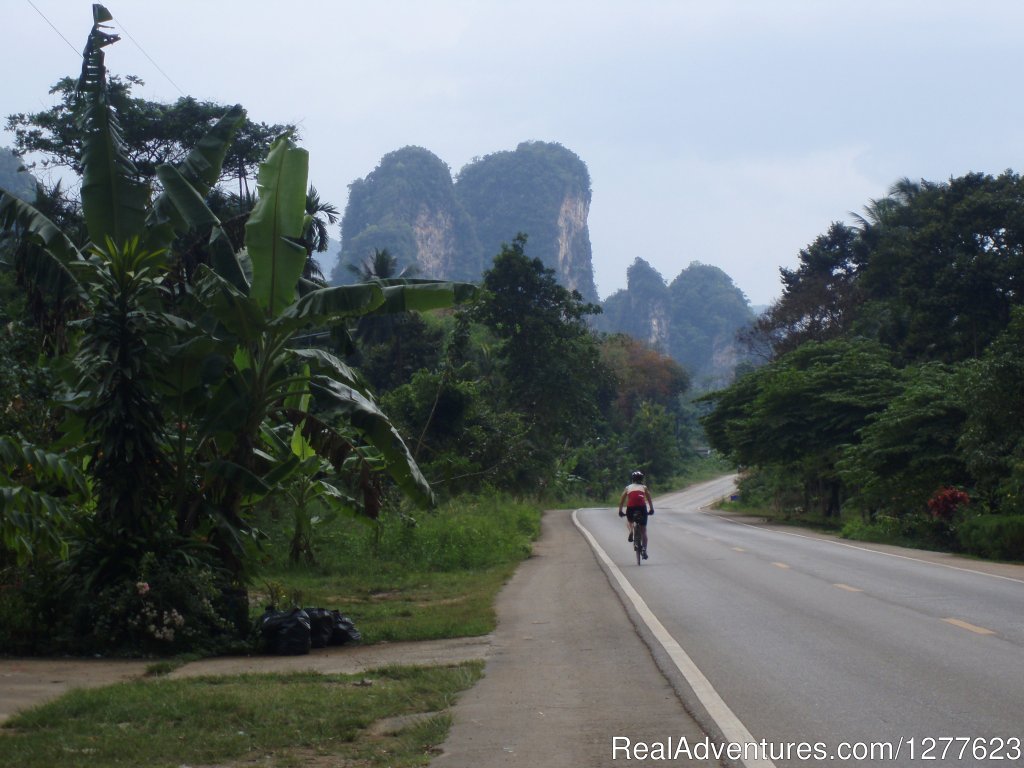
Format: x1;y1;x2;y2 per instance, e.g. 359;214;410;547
626;506;649;526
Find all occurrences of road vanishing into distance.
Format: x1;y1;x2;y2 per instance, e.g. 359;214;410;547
575;477;1024;768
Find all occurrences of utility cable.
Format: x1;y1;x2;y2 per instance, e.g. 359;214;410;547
110;12;187;97
23;0;187;98
23;0;81;58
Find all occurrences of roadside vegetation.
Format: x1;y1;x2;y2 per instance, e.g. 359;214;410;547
702;177;1024;562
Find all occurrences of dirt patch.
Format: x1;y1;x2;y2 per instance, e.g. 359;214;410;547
0;658;152;724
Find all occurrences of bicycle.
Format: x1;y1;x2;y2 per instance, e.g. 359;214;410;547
627;510;648;565
633;526;644;565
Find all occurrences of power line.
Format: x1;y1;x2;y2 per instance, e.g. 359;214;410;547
23;0;187;98
23;0;81;58
111;13;187;98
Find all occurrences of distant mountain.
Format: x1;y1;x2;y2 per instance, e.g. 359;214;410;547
330;142;598;302
597;258;755;389
330;142;754;386
0;148;36;201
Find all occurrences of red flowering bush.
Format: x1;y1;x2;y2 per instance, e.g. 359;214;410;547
927;487;970;521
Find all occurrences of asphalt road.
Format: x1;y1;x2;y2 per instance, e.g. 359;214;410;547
576;476;1024;767
433;504;718;768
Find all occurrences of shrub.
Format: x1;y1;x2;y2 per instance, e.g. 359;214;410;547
927;486;970;521
71;551;237;656
0;560;73;655
840;512;959;551
957;515;1024;561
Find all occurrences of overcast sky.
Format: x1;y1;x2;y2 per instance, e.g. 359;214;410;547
5;0;1024;306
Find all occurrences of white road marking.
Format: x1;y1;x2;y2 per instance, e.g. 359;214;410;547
573;509;776;768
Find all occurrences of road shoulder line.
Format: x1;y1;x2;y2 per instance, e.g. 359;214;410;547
572;508;776;768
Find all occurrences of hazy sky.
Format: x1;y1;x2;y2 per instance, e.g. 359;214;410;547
5;0;1024;306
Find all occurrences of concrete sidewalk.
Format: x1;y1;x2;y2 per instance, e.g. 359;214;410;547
431;508;716;767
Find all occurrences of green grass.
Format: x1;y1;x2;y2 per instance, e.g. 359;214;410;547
254;493;541;643
255;563;520;643
0;662;483;768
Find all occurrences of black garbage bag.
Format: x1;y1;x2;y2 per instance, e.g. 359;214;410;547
304;607;335;649
258;607;311;655
328;610;361;645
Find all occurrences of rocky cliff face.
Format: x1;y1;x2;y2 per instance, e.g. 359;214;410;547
411;205;459;279
598;258;754;389
333;142;597;301
555;193;597;301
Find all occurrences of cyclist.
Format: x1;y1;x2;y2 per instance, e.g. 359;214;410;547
618;470;654;559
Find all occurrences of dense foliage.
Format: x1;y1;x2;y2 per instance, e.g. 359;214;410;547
705;172;1024;560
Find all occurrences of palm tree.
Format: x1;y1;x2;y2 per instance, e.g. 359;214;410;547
346;248;419;282
301;185;339;284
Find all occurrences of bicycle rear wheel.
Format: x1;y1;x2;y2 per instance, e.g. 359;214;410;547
635;537;642;565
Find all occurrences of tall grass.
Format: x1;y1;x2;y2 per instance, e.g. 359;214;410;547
254;493;541;643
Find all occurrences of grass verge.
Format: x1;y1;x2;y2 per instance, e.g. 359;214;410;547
254;493;541;644
0;662;483;768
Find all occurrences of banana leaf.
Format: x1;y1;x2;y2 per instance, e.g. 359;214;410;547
289;348;367;393
0;191;85;302
152;164;248;290
311;376;435;508
195;267;267;342
160;104;245;197
271;282;385;333
245;135;308;317
76;10;150;250
374;279;480;315
146;105;248;287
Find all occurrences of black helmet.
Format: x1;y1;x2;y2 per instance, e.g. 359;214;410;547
631;470;644;482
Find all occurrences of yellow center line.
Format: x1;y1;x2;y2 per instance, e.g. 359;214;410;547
943;617;996;636
732;547;746;552
833;583;863;592
771;562;790;569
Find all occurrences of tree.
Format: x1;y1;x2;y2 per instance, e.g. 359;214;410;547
627;401;682;480
957;308;1024;513
598;333;689;424
471;234;607;482
6;77;292;198
701;339;902;516
857;172;1024;362
300;185;338;284
347;247;419;282
837;363;968;516
745;222;863;358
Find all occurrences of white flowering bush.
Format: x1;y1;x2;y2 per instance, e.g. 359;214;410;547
85;552;235;654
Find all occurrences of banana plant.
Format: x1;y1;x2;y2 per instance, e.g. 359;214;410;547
175;134;479;579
